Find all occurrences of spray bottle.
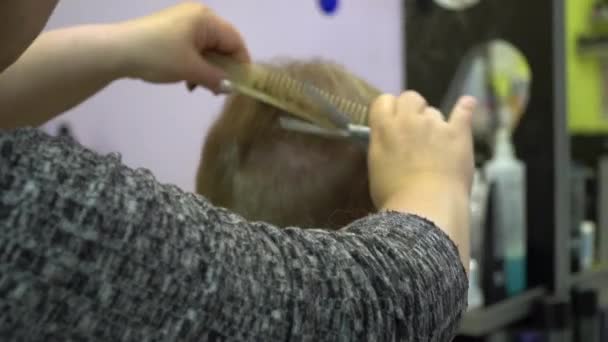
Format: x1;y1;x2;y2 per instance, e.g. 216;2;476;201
484;106;527;296
468;259;484;310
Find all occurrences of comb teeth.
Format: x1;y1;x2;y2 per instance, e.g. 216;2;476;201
309;82;372;126
207;53;375;127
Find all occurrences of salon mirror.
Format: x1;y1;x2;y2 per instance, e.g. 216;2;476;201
442;39;532;154
434;0;480;11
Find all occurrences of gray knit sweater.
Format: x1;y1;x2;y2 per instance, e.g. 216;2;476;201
0;128;467;341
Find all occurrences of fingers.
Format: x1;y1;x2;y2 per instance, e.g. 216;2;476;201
424;106;445;122
370;91;442;128
397;91;427;117
448;96;477;131
186;67;234;94
196;10;251;63
369;94;396;129
188;8;250;92
186;52;226;92
396;91;444;123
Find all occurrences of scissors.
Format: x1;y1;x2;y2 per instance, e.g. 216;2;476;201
280;83;370;147
218;79;370;147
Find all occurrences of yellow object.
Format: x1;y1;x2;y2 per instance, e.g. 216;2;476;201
567;0;608;133
487;41;531;128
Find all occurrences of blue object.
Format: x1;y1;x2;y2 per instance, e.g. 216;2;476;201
506;256;526;296
319;0;339;15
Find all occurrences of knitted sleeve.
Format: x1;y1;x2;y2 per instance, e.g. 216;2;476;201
0;128;467;341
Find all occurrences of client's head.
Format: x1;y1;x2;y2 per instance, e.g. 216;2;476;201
196;59;379;230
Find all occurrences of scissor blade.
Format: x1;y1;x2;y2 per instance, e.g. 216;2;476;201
302;83;352;129
279;117;349;138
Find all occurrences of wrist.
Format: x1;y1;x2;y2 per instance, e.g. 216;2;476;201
381;177;470;212
380;176;471;241
92;23;136;81
381;177;471;272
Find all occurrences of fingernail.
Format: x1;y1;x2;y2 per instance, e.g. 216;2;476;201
459;96;477;110
218;79;233;94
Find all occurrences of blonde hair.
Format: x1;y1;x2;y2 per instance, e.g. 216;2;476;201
196;59;379;229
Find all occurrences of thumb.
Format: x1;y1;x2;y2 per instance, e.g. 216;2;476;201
449;96;476;131
185;52;226;93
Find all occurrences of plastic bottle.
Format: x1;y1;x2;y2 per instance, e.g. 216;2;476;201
470;170;489;265
579;221;597;271
467;259;484;310
484;110;527;297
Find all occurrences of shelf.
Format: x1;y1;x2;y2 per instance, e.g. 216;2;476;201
578;35;608;57
458;287;547;337
591;4;608;26
570;267;608;289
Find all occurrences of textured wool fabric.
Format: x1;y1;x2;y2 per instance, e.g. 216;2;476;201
0;128;467;341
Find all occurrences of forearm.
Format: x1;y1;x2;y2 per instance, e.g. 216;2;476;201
381;179;471;273
0;128;467;341
0;25;126;129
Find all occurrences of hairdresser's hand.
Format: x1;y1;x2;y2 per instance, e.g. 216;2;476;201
113;2;250;91
368;92;475;270
368;92;476;208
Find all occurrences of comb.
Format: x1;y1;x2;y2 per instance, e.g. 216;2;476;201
205;53;376;129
